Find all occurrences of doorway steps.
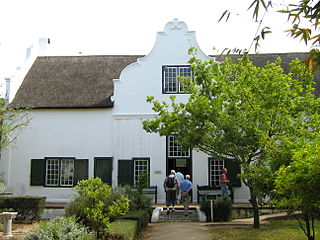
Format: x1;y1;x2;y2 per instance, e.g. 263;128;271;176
157;207;199;222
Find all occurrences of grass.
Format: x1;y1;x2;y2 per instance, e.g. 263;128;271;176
110;219;138;240
210;219;320;240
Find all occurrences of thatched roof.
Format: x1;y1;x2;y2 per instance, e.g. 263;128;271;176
11;52;319;109
213;52;311;68
11;55;141;109
214;52;320;96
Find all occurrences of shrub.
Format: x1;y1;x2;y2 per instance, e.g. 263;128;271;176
65;177;129;239
200;197;232;222
25;216;95;240
123;186;151;212
0;196;46;221
121;173;152;212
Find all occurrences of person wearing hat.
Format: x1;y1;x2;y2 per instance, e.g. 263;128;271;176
163;170;179;214
179;174;193;216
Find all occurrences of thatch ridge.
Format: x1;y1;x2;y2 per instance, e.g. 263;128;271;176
11;55;143;109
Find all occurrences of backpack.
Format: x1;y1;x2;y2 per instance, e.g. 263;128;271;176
166;176;175;188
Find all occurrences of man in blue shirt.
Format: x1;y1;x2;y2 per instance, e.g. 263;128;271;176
179;175;193;216
175;171;184;203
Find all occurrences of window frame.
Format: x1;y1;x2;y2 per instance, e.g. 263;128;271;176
208;157;242;188
162;65;192;94
133;157;150;186
208;157;225;187
44;157;75;188
167;135;190;158
30;158;88;187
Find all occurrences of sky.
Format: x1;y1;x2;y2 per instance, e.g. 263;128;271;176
0;0;312;82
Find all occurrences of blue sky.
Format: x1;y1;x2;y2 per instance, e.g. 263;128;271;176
0;0;312;81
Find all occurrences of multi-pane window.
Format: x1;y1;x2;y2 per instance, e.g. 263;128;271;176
45;158;74;187
46;159;59;186
209;158;225;187
133;159;149;186
163;66;191;93
168;136;190;157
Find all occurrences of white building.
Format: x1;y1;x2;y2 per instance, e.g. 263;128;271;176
1;19;312;204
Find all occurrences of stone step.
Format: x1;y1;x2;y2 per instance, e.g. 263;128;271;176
158;208;198;222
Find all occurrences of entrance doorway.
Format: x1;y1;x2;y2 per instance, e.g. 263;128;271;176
167;158;192;177
166;136;192;178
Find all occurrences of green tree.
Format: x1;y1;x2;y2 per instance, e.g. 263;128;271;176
0;97;29;149
274;138;320;240
143;52;318;228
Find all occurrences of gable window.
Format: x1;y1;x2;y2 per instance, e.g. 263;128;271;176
168;136;190;157
163;66;191;94
208;157;242;188
30;157;88;187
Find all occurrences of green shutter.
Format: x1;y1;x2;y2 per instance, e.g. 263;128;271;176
94;157;113;185
30;159;45;186
225;159;241;187
74;159;88;185
118;160;133;186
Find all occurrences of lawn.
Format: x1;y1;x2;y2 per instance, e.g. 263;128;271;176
210;219;320;240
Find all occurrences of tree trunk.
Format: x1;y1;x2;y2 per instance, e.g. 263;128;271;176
249;187;260;228
305;214;315;240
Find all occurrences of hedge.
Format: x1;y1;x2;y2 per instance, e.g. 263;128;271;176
0;196;46;221
116;210;149;234
200;197;233;222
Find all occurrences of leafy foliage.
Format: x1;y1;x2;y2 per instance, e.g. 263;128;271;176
200;197;232;222
26;216;95;240
123;173;152;211
274;138;320;240
280;0;320;46
143;52;318;228
0;97;29;149
219;0;320;70
65;178;129;239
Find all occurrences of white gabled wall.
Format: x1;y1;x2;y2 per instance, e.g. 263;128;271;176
112;19;250;203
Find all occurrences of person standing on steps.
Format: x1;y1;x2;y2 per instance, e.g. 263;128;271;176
179;174;193;216
219;168;230;198
175;171;184;204
163;170;179;214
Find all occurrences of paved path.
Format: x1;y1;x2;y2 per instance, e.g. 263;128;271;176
137;212;287;240
137;222;213;240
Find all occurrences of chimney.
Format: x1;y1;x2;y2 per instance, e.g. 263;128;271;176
25;44;34;62
38;38;50;55
5;78;10;104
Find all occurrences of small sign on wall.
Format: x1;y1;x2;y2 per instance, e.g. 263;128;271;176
176;159;187;167
154;171;162;175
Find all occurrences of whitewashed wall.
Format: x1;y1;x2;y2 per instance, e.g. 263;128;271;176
1;109;114;202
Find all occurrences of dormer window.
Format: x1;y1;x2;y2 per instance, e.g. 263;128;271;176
162;66;191;94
